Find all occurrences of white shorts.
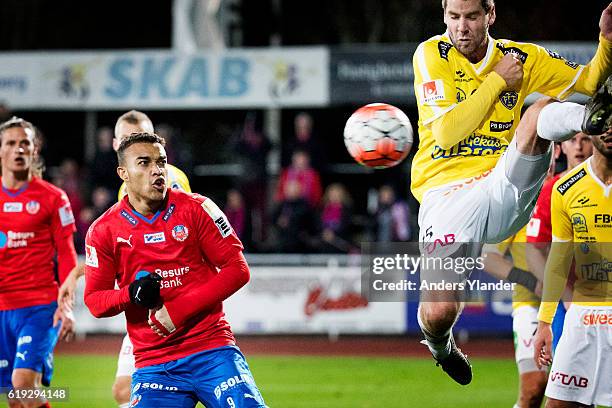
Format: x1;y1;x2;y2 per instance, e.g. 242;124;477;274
418;140;549;258
115;334;136;378
512;305;545;374
545;304;612;406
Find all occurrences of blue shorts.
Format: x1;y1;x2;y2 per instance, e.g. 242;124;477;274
0;302;60;388
130;346;266;408
551;301;566;355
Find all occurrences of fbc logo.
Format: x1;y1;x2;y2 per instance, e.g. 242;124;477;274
595;214;611;224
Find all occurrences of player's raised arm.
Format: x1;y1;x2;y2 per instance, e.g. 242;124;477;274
50;193;78;285
83;224;131;318
573;3;612;95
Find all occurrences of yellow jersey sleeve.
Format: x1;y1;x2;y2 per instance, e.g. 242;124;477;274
537;179;573;323
550;181;573;242
527;36;612;100
413;39;459;126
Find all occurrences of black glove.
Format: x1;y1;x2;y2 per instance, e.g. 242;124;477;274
129;273;162;308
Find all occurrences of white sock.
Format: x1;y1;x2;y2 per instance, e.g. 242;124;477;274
537;102;585;142
417;307;452;360
513;404;521;408
118;404;130;408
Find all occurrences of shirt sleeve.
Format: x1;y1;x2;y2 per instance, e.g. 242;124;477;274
163;196;249;328
414;40;507;149
83;223;131;318
526;179;553;243
50;192;77;284
537;187;573;323
528;37;612;100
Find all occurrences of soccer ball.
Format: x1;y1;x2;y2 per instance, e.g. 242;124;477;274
344;103;413;169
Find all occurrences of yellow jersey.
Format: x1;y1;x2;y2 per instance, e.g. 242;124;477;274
538;158;612;323
411;33;612;202
496;226;540;310
117;164;191;200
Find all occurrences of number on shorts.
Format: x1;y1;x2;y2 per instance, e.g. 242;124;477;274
227;397;235;408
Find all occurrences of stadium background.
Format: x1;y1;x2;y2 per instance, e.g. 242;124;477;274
0;1;608;406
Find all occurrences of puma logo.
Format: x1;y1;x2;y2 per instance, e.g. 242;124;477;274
117;235;133;247
16;351;28;361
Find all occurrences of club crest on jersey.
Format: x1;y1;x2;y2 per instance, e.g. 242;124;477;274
499;91;518;110
26;200;40;214
172;225;189;242
3;202;23;213
571;213;588;233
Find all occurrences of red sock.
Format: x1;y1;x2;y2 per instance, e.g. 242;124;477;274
38;402;51;408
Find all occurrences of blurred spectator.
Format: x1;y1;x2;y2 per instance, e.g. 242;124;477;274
0;102;12;122
319;183;354;253
375;185;411;242
272;180;318;253
233;112;272;243
283;112;326;172
224;189;247;244
52;158;83;221
91;186;113;218
156;123;193;173
90;126;118;191
275;150;322;208
75;207;96;254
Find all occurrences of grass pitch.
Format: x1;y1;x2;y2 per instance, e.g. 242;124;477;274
50;354;518;407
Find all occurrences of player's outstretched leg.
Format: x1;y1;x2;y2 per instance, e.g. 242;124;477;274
537;73;612;142
418;281;472;385
582;74;612;135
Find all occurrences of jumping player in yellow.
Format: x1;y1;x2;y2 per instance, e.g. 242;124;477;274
534;126;612;407
413;0;612;385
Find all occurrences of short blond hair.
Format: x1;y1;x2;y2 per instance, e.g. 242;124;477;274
114;110;154;138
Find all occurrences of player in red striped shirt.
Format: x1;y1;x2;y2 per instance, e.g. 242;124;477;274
84;133;266;407
0;117;77;408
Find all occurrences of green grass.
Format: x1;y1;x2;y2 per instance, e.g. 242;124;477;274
48;354;519;407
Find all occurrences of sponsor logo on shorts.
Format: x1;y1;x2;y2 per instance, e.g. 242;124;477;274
549;371;588;388
438;41;453;60
138;382;178;391
26;200;40;214
144;232;165;244
214;374;255;399
571;213;588;233
171;225;189;241
3;202;23;213
424;233;456;255
132;383;141;393
582;312;612;326
17;335;32;346
0;360;8;368
557;169;586;195
420;80;445;104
